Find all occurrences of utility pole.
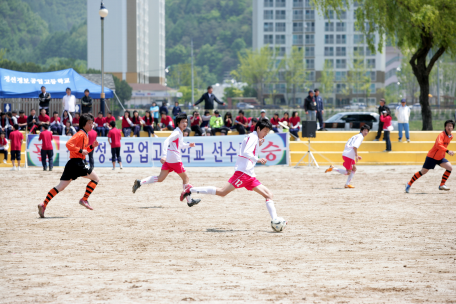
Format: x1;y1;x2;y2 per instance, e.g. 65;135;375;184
437;60;440;108
191;39;194;105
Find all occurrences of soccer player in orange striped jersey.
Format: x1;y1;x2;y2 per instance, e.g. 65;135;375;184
38;113;100;218
405;120;454;193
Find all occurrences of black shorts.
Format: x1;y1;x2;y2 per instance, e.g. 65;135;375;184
60;158;93;181
11;150;21;160
111;147;121;162
423;156;449;170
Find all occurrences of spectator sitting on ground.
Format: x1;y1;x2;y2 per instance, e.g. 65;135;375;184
104;112;116;134
143;110;156;137
224;112;235;130
27;109;39;134
281;112;290;124
72;112;80;131
160;112;174;131
94;112;106;137
17;110;28;131
235;110;249;135
289;111;301;138
271;113;280;133
190;111;203;136
12;110;19;119
38;108;50;131
0;132;8;164
121;110;134;137
131;111;143;137
61;110;72;128
201;110;212;136
249;117;259;133
0;112;9;138
9;124;23;171
50;111;63;135
172;102;182;118
210;110;229;136
183;128;191;137
64;120;77;136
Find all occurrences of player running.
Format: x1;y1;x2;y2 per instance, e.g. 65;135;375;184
132;113;201;206
406;120;454;193
180;118;287;230
325;125;370;188
38;113;100;218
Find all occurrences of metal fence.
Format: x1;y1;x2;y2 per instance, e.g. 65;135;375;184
0;98;108;115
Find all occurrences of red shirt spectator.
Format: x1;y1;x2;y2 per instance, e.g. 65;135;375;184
161;115;174;128
121;117;132;129
143;116;153;126
88;129;97;145
289;116;301;130
380;114;392;129
62;116;71;126
50;116;60;124
38;130;53;150
104;115;115;126
39;114;50;122
108;128;122;148
191;116;201;126
72;117;79;126
281;116;290;124
9;130;23;151
271;117;280;127
236;116;248;125
17;115;27;124
94;116;105;127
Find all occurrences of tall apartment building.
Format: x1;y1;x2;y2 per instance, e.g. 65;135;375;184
253;0;385;107
87;0;165;84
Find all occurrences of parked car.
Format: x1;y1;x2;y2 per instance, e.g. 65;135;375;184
236;102;255;109
386;103;401;109
412;103;421;110
324;112;398;131
343;103;367;110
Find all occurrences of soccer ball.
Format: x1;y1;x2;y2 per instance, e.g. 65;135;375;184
271;217;287;232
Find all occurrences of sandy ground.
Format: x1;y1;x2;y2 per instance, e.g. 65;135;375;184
0;165;455;303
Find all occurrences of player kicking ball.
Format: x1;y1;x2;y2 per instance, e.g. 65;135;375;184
325;125;370;188
406;120;454;193
180;118;287;232
132;113;201;207
38;113;100;218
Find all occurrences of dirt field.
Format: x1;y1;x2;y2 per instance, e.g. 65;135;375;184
1;165;455;303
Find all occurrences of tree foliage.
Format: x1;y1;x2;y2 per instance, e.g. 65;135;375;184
222;87;243;103
113;75;133;105
319;59;335;100
280;47;308;105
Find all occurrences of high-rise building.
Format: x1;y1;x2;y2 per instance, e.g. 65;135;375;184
253;0;385;107
87;0;165;84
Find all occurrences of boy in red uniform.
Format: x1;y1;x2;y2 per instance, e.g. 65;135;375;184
104;111;116;134
94;112;106;137
160;112;174;131
17;110;28;131
406;120;455;193
38;113;100;218
107;120;123;170
38;124;54;171
9;124;23;171
37;108;50;131
235;110;248;135
72;112;80;131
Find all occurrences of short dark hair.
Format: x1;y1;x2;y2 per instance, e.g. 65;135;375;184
161;111;167;115
274;113;279;116
207;86;213;90
255;118;273;132
110;120;116;128
13;124;19;130
84;89;89;93
75;112;80;116
0;112;5;116
31;109;36;112
53;111;58;115
40;108;46;113
12;110;17;113
176;113;188;125
444;119;455;128
19;110;24;114
65;120;71;125
66;87;71;91
98;111;103;115
43;124;49;130
41;86;46;89
107;111;112;115
360;124;371;132
214;110;219;114
0;131;5;135
314;88;319;93
6;112;12;117
238;110;244;115
79;113;94;128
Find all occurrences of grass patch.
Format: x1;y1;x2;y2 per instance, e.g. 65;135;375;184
409;120;448;131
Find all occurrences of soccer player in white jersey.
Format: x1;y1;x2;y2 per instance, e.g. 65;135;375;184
180;118;287;229
325;125;370;188
132;113;201;207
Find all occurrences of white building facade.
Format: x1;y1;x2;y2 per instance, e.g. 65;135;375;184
87;0;165;84
253;0;386;107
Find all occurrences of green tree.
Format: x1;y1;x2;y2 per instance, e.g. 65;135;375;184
178;86;201;104
397;49;420;104
314;0;456;130
222;86;243;103
281;47;308;105
232;47;277;104
318;59;335;105
113;75;132;105
342;50;371;104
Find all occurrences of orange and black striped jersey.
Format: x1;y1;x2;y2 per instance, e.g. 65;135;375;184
427;131;453;160
66;129;94;159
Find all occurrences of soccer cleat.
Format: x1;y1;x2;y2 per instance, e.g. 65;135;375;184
180;184;193;202
344;184;355;188
405;183;411;193
79;199;93;210
439;185;450;191
132;180;141;194
325;165;334;173
187;198;201;207
38;203;46;218
10;167;16;171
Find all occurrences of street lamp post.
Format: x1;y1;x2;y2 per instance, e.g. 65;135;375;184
99;2;108;115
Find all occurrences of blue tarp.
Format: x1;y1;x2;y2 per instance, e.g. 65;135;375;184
0;68;113;99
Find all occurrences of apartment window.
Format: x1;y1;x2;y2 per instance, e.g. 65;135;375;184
366;34;376;44
325;22;334;31
325;10;334;19
306;59;315;69
293;35;303;45
367;71;376;82
336;59;346;69
305;10;315;19
277;46;286;56
276;0;286;7
336;83;346;93
307;71;315;81
276;10;286;19
353;46;364;56
305;34;315;44
354;34;364;44
325;34;334;44
264;10;274;20
293;0;303;8
276;35;286;44
337;11;347;19
324;47;334;56
293;10;304;20
335;71;347;81
306;22;315;32
264;22;274;32
276;83;286;93
264;0;274;7
366;47;376;56
336;34;346;44
264;34;274;44
353;59;364;66
305;46;315;57
325;59;334;68
336;46;346;56
367;59;376;68
336;22;346;32
369;83;376;94
276;22;286;32
293;22;303;32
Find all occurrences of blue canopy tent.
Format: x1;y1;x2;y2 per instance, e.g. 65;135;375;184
0;68;113;99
